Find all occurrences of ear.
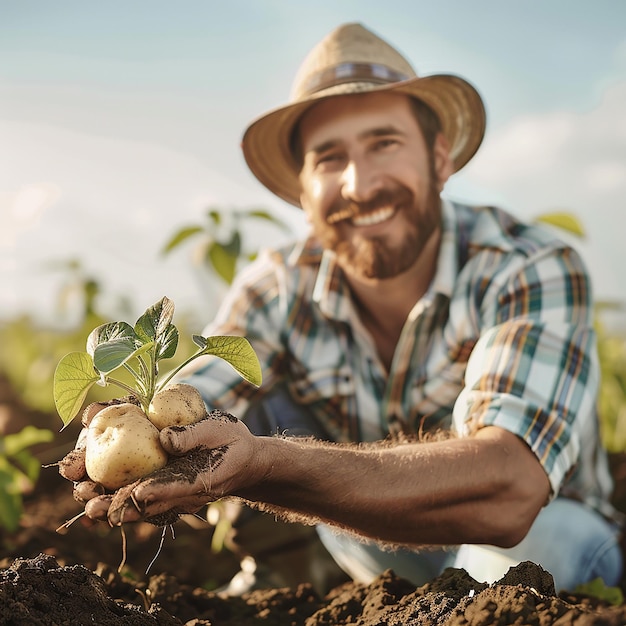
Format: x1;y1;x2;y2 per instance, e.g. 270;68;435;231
432;133;454;192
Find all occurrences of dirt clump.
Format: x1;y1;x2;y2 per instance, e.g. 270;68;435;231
3;553;626;625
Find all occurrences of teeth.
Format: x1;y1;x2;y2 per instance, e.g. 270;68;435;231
327;207;356;225
351;207;395;227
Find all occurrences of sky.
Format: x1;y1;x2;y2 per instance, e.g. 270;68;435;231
1;1;626;331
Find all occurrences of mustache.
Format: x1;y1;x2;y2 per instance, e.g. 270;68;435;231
326;186;413;225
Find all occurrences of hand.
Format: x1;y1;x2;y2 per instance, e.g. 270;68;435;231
93;409;257;527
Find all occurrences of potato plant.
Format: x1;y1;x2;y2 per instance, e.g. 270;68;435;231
53;296;262;489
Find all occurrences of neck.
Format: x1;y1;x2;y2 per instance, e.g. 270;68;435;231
343;227;441;370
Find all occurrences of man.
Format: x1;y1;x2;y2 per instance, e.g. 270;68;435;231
75;23;623;591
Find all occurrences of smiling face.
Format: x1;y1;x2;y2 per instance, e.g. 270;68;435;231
297;91;453;281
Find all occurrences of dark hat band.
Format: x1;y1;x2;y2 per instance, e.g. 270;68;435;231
300;62;412;97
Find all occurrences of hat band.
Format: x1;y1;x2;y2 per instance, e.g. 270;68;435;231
300;62;412;97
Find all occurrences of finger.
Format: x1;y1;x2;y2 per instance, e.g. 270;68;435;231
131;476;214;515
109;449;221;524
81;402;110;428
84;494;113;521
160;409;240;455
106;481;206;526
58;447;87;482
107;482;143;525
73;479;105;503
142;496;208;521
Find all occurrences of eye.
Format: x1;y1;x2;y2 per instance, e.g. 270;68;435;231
373;137;398;150
315;152;344;170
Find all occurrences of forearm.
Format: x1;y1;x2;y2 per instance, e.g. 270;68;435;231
236;427;550;547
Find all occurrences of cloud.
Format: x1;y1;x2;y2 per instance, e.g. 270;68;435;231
465;81;626;208
0;120;299;324
0;183;62;247
458;81;626;307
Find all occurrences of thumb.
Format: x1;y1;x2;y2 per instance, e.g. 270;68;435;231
159;410;241;455
159;422;203;455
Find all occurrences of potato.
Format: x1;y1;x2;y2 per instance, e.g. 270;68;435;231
85;403;168;490
147;383;207;430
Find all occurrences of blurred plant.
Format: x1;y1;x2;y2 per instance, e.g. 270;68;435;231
596;307;626;452
533;211;586;238
161;206;290;285
0;426;53;531
574;576;624;606
0;261;112;414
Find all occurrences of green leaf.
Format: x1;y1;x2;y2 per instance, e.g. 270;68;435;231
158;324;179;360
595;300;624;313
10;449;42;484
192;334;208;349
222;230;241;257
86;321;137;357
161;225;205;255
200;336;262;387
0;470;21;532
93;336;143;373
574;577;624;606
135;296;175;344
534;212;586;238
208;209;222;226
245;209;290;231
53;352;100;427
3;426;53;457
208;241;237;284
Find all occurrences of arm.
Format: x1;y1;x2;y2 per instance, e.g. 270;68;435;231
242;425;549;547
104;413;549;549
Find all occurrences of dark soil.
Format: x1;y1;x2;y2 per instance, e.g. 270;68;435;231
4;553;626;625
3;374;626;625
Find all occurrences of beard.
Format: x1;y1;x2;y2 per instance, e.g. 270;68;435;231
310;181;441;280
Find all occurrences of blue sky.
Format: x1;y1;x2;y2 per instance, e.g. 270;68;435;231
1;1;625;328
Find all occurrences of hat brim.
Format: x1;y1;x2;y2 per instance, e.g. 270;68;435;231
241;74;486;207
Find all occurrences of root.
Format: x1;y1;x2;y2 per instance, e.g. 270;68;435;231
55;510;86;533
135;587;151;612
117;524;128;573
191;511;210;524
145;524;175;575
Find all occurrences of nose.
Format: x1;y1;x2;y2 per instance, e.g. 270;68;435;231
340;157;383;203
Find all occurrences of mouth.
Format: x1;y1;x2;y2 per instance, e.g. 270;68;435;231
351;207;395;227
327;206;396;227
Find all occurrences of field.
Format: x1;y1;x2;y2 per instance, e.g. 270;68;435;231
3;374;626;625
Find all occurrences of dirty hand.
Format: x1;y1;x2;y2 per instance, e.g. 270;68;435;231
88;409;257;527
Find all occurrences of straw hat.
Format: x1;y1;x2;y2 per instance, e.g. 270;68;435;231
241;23;487;207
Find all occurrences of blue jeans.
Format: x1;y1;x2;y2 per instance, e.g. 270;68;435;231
243;386;623;592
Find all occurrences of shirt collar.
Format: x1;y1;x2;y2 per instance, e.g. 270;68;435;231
432;198;460;300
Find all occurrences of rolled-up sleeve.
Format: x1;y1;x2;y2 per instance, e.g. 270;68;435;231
453;244;599;498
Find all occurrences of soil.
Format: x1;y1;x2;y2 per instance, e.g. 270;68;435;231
3;374;626;625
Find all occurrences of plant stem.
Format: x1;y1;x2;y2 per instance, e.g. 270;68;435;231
157;348;203;390
107;378;147;408
123;363;141;385
137;355;150;386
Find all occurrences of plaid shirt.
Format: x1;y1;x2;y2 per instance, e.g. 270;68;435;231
183;200;616;520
